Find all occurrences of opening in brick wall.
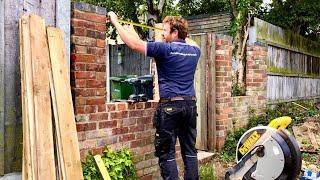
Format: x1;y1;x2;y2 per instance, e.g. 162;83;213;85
106;40;154;102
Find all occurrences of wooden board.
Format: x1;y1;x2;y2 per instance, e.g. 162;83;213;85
206;34;216;151
94;155;111;180
152;23;162;102
47;27;83;180
191;34;208;150
20;15;36;180
29;14;56;179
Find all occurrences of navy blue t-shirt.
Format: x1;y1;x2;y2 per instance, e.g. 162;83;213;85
146;39;201;98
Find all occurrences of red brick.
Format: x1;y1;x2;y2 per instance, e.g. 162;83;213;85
84;105;97;113
112;127;129;135
137;117;151;124
129;110;143;117
87;80;105;88
72;63;86;71
119;134;135;142
96;39;105;48
92;147;104;155
71;36;96;46
216;39;222;46
99;120;117;129
75;97;86;106
139;175;153;180
117;103;127;111
129;124;145;133
86;63;98;71
127;103;136;110
71;19;95;29
136;103;144;109
96;72;106;81
123;118;137;126
73;71;95;79
89;113;109;121
87;29;106;40
71;54;96;63
72;27;87;36
73;10;106;23
96;88;106;96
86;97;105;105
76;122;96;131
72;45;87;54
107;104;116;112
144;102;152;109
97;65;106;72
98;104;106;112
95;23;106;32
74;88;95;97
130;139;146;148
75;79;86;88
75;106;85;114
96;56;105;64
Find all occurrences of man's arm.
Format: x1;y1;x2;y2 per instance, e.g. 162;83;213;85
108;12;146;54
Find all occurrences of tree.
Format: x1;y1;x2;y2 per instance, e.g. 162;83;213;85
227;0;263;94
260;0;320;42
77;0;177;39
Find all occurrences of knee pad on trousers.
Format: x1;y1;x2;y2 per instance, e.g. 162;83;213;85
154;130;173;160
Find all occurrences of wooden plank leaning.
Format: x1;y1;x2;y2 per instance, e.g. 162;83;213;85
20;14;57;180
47;27;84;180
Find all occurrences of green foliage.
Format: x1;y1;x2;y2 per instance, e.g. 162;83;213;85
220;100;319;162
199;162;216;180
220;128;247;162
231;82;245;96
259;0;320;42
82;147;136;180
177;0;229;17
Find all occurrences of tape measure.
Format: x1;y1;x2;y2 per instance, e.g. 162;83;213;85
108;18;163;31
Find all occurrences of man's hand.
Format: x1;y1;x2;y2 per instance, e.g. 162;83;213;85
107;11;118;25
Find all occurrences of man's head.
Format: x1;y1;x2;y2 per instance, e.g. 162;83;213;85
162;16;188;42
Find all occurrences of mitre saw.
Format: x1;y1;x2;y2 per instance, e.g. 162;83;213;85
225;116;302;180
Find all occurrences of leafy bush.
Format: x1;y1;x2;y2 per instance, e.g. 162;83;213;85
82;147;136;180
220;100;319;162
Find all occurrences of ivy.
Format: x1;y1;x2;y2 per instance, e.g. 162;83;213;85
82;147;136;180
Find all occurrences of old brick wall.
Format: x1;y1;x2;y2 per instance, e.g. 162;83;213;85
214;38;268;150
70;2;161;179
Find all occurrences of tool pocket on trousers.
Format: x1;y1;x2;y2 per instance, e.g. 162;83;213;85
154;130;173;160
190;106;197;129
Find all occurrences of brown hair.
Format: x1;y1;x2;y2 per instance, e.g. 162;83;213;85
163;16;188;40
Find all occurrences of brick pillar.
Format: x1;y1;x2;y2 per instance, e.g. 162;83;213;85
71;2;107;121
246;43;268;113
215;34;233;150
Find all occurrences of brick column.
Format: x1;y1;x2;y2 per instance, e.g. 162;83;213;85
215;34;233;150
71;2;107;120
246;43;268;113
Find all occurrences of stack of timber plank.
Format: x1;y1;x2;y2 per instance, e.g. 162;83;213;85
19;14;83;180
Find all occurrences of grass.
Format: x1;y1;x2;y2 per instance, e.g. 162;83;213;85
199;162;216;180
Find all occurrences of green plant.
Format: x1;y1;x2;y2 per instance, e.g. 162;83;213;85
199;162;216;180
231;82;245;96
82;147;136;180
220;128;247;162
220;100;319;163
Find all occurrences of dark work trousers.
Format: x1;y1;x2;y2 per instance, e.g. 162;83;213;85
153;100;198;180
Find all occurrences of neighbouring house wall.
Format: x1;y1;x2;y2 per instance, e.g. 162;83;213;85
187;13;231;35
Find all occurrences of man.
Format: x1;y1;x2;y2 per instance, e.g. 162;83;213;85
108;12;201;180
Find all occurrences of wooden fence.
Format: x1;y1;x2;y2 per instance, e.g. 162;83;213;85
109;44;150;77
250;18;320;102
